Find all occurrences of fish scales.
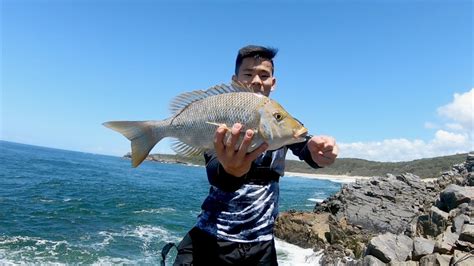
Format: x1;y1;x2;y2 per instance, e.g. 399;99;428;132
170;92;264;149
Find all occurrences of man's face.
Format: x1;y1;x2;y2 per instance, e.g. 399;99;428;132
233;57;276;97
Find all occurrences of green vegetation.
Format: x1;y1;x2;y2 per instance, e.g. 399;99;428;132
133;152;469;179
284;153;468;179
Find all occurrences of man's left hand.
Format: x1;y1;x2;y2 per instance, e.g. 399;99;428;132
307;136;338;167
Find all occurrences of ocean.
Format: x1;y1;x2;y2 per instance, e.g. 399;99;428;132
0;141;342;265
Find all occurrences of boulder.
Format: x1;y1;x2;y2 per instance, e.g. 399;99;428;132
416;206;450;238
366;232;413;263
348;255;386;266
455;239;474;251
315;173;437;235
412;237;435;260
434;226;459;254
452;214;470;234
451;250;474;266
436;184;474;212
418;253;451;266
274;211;330;249
389;261;419;266
274;154;473;264
459;223;474;243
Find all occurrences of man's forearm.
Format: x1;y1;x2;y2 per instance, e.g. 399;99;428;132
204;153;246;192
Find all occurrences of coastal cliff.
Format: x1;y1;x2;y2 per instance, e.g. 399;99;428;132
275;153;474;265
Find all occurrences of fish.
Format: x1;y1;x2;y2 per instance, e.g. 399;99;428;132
103;82;308;167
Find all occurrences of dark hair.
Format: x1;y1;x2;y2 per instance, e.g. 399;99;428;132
235;45;278;75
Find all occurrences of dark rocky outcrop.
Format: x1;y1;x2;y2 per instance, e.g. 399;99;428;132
275;153;474;265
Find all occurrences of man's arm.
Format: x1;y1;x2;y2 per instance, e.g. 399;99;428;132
205;123;268;191
204;152;247;191
289;135;338;168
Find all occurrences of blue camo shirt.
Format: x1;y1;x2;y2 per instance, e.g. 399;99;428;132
196;138;320;243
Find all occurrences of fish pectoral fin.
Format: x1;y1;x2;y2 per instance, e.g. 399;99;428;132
171;140;206;157
205;122;231;131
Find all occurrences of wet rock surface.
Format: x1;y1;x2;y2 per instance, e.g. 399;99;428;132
275;153;474;265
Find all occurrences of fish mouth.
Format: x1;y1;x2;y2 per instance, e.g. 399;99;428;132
293;127;308;139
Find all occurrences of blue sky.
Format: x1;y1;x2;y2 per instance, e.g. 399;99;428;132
2;0;472;162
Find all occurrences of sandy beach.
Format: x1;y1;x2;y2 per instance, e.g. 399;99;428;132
285;171;438;183
284;171;371;183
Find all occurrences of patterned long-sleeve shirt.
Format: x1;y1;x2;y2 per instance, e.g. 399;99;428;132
195;136;320;243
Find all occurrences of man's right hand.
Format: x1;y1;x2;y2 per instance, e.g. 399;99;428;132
214;123;268;177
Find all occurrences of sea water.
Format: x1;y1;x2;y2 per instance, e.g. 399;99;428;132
0;141;342;265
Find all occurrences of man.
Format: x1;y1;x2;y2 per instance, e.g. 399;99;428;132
174;45;338;265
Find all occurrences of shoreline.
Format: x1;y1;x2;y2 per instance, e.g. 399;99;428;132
285;171;438;183
284;171;370;183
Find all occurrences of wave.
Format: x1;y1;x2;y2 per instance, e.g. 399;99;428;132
133;207;176;214
0;225;180;264
96;225;180;248
0;235;90;264
275;238;322;265
307;198;324;203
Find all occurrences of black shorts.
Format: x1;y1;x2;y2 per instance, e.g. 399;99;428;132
173;227;278;266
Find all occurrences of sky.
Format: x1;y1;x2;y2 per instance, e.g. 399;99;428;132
1;0;473;162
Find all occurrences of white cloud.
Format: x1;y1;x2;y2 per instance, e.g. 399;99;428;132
433;130;468;147
338;134;471;162
437;88;473;132
444;123;464;131
338;89;473;162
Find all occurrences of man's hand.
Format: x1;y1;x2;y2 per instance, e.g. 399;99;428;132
214;123;268;177
307;136;338;167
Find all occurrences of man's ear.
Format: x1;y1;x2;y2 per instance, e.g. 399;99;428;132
271;77;276;91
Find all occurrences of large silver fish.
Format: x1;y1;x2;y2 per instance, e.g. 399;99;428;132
104;83;308;167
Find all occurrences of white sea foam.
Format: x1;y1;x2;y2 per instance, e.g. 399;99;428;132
133;225;180;244
0;235;78;264
96;225;180;250
307;198;324;203
133;207;176;214
40;198;55;203
275;238;322;265
92;256;135;265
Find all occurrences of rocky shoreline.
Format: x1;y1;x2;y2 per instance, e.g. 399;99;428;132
275;153;474;265
123;152;200;166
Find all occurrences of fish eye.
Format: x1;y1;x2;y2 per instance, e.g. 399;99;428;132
273;112;283;122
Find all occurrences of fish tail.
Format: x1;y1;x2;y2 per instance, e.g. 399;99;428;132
103;120;168;167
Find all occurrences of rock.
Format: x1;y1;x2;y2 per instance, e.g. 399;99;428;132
455;239;474;251
366;232;413;263
350;255;386;266
431;206;450;233
320;244;347;265
434;226;459;254
274;211;330;249
416;207;450;238
431;206;450;222
436;184;474;212
412;237;435;260
317;173;436;235
452;214;470;234
451;250;474;265
389;261;419;266
275;154;473;264
419;253;451;266
459;223;474;243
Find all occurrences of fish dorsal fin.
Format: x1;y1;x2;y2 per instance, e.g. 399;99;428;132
171;139;206;157
169;83;254;115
